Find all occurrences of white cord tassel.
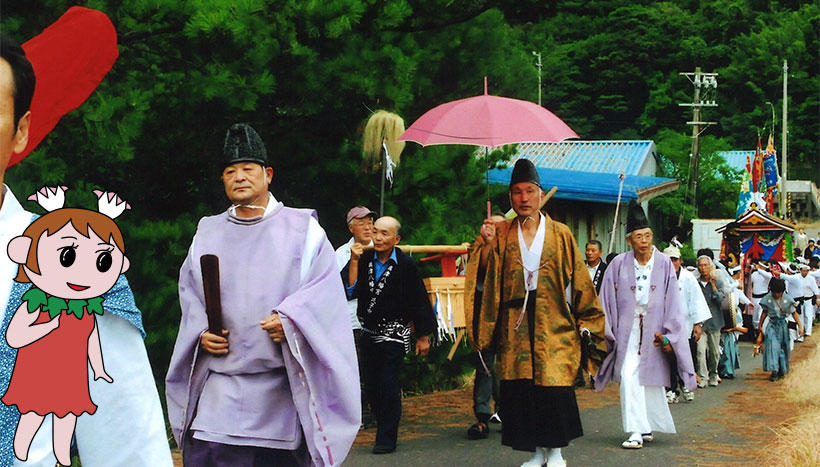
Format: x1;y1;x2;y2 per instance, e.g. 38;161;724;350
514;289;530;331
478;349;492;376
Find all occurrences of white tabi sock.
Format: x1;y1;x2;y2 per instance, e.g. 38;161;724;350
520;447;546;467
546;447;566;466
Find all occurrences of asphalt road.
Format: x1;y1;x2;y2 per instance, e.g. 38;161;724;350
343;339;798;466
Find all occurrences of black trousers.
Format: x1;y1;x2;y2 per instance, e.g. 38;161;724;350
353;329;372;424
498;293;583;452
669;335;697;392
361;336;405;448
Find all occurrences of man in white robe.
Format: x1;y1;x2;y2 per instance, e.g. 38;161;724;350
0;33;171;467
663;246;710;402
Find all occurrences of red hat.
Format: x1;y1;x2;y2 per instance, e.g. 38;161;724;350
346;206;376;224
8;7;118;168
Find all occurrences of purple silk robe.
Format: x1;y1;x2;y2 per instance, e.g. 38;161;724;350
594;248;696;391
165;204;359;466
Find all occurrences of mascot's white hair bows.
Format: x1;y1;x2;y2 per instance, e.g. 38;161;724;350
27;186;131;219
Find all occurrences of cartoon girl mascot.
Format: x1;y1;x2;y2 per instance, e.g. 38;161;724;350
1;187;130;466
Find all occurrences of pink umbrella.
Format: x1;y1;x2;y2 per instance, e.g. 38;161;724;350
398;77;578;147
398;77;578;216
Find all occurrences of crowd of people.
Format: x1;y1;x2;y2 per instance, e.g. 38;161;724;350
452;160;820;466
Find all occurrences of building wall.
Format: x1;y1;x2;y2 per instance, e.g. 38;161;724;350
638;142;659;177
776;180;820;222
545;199;629;256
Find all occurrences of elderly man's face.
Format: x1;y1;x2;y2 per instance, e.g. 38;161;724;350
697;258;712;279
348;216;374;244
373;217;400;254
628;227;653;256
222;162;272;206
0;58;31;182
510;182;542;219
585;243;602;264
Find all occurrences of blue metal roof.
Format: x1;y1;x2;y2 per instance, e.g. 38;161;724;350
488;167;680;204
509;140;655;175
717;151;753;173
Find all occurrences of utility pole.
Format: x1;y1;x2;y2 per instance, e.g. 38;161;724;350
679;67;718;218
532;51;542;106
780;60;788;219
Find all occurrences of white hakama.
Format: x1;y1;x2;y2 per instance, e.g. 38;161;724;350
620;309;676;435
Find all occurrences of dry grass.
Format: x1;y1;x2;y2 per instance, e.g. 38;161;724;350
762;412;820;466
760;335;820;466
782;336;820;404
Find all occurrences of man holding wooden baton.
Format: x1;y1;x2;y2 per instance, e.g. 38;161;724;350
166;123;360;466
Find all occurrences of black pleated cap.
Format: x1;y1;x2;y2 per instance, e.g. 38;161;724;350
223;123;269;167
626;202;650;234
509;159;540;188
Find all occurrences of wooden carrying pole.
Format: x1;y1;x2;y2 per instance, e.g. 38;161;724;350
362;244;468;254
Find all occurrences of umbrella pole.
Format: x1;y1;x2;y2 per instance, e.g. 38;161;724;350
485;146;491;219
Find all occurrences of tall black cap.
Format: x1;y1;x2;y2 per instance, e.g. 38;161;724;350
223;123;268;167
626;202;650;234
509;159;540;188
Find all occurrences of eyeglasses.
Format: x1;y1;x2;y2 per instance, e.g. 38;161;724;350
631;232;653;241
350;219;374;227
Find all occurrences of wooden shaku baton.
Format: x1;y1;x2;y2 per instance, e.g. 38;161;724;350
200;254;223;335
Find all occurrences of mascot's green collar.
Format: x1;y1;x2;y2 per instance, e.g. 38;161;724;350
21;288;104;319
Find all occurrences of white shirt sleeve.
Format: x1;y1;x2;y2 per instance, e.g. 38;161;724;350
682;270;712;324
301;216;325;284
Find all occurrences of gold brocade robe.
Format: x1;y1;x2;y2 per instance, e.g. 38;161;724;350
465;215;607;387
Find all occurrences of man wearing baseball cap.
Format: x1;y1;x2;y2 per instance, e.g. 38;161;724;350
336;205;376;428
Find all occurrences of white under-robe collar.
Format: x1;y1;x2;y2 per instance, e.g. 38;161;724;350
517;212;546;291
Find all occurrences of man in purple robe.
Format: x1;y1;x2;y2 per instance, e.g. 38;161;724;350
594;202;695;450
165;124;360;466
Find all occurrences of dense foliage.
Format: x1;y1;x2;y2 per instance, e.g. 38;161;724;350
2;0;817;394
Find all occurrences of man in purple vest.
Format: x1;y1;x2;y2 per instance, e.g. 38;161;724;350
166;124;360;466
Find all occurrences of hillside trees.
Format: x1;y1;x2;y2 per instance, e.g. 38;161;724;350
1;0;816;389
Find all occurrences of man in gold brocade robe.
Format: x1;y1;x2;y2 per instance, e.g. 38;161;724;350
465;159;607;467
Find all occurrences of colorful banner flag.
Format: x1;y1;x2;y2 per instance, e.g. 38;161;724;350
752;136;764;192
763;134;779;191
736;156;753;217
